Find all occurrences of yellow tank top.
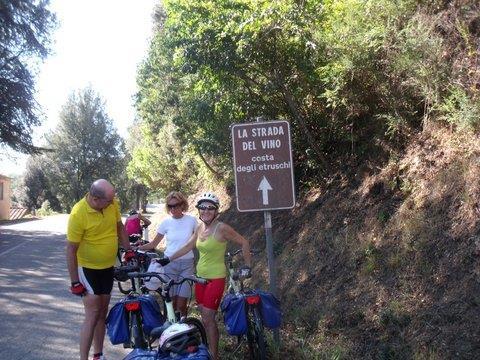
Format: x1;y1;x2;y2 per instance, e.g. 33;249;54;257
196;223;227;279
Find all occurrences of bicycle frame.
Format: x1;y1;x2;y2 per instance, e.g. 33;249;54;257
227;261;242;294
156;279;177;323
226;248;249;294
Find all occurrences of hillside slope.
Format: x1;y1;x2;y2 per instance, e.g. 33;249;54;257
220;125;480;359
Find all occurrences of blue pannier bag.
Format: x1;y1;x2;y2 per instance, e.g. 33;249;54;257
256;290;282;329
220;293;247;336
123;348;158;360
157;344;211;359
106;299;129;345
139;294;165;335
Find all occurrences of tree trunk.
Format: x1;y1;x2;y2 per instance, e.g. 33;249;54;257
279;80;329;170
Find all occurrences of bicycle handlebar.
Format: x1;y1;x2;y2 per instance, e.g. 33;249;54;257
126;272;208;286
226;248;260;259
231;271;252;281
119;248;159;258
114;264;139;281
135;249;160;259
116;264;139;273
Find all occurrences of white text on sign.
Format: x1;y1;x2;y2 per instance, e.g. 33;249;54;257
238;125;285;151
242;139;282;150
237;125;285;138
236;161;291;173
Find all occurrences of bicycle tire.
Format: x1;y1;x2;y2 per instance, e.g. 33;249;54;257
247;306;267;360
183;317;209;347
130;311;148;349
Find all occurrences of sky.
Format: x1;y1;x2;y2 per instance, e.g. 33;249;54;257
1;0;157;176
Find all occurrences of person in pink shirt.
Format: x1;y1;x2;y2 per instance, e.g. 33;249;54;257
125;209;151;243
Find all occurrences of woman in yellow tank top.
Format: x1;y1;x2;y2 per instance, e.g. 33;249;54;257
158;192;252;360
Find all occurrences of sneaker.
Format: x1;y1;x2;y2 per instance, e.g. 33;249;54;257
92;355;106;360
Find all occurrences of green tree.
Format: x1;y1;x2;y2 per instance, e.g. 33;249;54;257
44;88;125;211
134;0;480;191
126;119;210;196
22;155;60;211
0;0;56;153
135;0;335;187
9;174;27;207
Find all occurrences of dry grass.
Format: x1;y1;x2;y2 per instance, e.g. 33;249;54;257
219;125;480;359
144;125;480;358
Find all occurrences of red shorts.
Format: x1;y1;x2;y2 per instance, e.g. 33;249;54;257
195;278;226;310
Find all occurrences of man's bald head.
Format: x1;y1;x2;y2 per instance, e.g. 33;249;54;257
88;180;115;210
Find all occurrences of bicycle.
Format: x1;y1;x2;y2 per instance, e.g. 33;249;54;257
117;248;159;295
122;270;212;359
112;264;165;350
112;250;170;349
223;249;267;360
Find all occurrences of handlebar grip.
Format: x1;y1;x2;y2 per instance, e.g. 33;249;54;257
127;271;141;278
115;265;139;273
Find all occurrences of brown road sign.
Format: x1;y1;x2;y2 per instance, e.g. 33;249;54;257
231;120;295;212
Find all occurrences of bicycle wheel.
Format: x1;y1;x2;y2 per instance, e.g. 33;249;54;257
247;306;267;360
183;317;208;347
130;311;147;349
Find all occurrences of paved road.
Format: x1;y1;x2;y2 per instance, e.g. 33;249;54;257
0;215;130;360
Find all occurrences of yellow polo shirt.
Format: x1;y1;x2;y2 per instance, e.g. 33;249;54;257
67;196;121;269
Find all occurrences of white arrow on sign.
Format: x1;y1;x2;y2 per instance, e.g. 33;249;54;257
257;176;273;205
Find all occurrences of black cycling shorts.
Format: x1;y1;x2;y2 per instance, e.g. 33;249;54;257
129;234;141;243
78;266;114;295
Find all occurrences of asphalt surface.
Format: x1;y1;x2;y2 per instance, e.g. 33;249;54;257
0;215;130;360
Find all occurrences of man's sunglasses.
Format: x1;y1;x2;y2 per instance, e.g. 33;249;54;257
196;205;218;211
167;203;182;209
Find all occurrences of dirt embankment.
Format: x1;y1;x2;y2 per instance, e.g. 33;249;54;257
220;125;480;359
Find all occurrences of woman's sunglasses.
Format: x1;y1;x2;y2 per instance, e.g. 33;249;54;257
196;205;217;211
167;202;182;209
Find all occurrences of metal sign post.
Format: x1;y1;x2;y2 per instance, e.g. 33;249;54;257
231;119;295;347
264;210;280;344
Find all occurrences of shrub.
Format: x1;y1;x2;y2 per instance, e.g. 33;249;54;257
37;200;56;217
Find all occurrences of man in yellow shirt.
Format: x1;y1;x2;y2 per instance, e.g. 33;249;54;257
66;179;132;360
